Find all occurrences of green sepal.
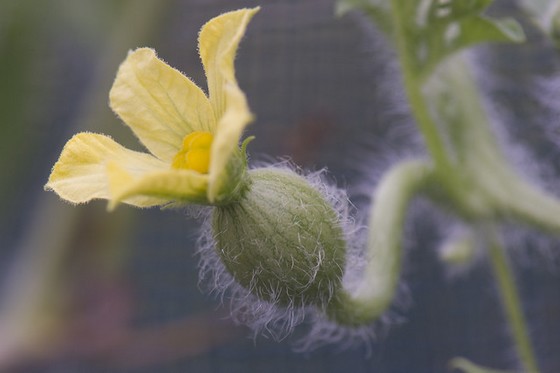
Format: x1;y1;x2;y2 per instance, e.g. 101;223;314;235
212;146;251;206
240;135;255;168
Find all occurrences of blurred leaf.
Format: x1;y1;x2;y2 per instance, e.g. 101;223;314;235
0;0;128;225
44;0;131;49
0;0;172;366
338;0;525;81
0;2;42;202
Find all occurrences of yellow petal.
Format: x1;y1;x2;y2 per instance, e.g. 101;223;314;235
45;132;168;207
198;7;259;118
207;83;253;202
109;48;216;162
107;163;209;211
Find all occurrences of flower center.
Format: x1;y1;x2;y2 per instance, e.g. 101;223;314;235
171;131;213;174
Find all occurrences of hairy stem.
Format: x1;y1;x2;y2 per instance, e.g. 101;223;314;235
486;228;541;373
328;160;434;325
389;2;449;172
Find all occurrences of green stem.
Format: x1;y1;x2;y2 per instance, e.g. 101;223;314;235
486;228;541;373
389;1;449;173
388;0;471;214
328;160;434;325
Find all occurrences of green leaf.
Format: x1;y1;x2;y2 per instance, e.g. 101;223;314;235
340;0;525;81
396;0;524;81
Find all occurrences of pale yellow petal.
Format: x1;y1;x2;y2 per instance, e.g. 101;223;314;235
107;163;209;211
109;48;216;162
198;7;259;118
207;83;253;202
45;132;168;207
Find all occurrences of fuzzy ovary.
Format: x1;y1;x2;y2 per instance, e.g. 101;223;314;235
212;168;346;307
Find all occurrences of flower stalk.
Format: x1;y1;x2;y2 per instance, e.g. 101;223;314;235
328;160;434;326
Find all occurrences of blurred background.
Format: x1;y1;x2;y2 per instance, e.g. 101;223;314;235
1;0;559;372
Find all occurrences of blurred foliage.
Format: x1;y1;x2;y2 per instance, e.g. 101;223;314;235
0;0;129;238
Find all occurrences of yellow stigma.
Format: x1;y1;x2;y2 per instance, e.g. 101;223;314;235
172;131;213;173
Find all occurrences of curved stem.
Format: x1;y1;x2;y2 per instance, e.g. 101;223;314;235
486;227;541;373
328;160;434;325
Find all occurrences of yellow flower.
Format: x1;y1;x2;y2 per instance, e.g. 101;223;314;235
45;7;259;209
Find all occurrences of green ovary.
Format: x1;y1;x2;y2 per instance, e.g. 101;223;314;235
212;168;346;307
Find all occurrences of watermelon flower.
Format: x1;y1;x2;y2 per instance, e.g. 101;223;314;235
45;6;354;345
46;8;259;209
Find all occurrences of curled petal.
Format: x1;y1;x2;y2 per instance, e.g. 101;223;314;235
110;48;216;162
199;7;259;118
208;83;253;202
45;133;168;207
107;163;209;211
